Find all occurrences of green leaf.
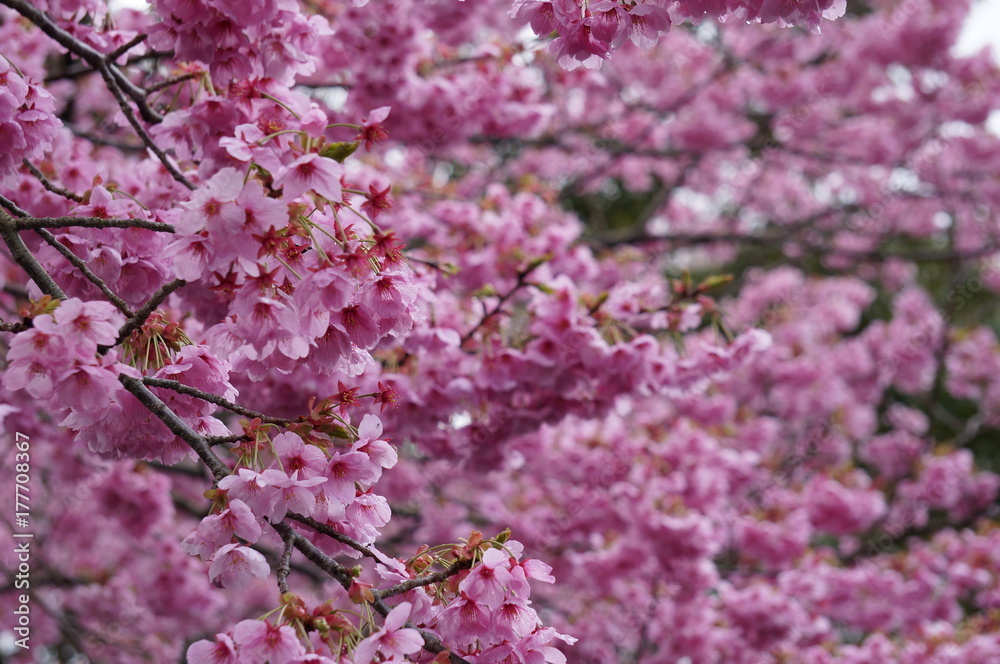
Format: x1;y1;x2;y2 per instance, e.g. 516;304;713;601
320;141;360;163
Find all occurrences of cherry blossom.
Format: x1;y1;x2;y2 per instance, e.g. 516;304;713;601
353;602;423;664
2;0;1000;663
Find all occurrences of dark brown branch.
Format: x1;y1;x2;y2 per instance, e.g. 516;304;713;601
207;434;248;446
0;194;30;218
15;216;175;232
270;521;353;587
272;522;474;664
142;377;295;425
287;513;393;564
146;72;199;94
118;374;231;481
113;278;187;346
0;318;30;333
460;261;544;347
374;558;472;600
277;534;295;595
0;204;67;299
35;227;134;316
108;33;148;62
97;60;195;190
0;0;196;189
44;49;174;84
22;160;84;203
0;0;155;120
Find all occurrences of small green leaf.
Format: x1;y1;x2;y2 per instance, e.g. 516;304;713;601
320;141;360;163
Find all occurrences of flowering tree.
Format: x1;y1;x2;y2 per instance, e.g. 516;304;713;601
2;0;1000;662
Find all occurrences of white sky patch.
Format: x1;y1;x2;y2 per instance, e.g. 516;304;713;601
108;0;149;10
957;0;1000;133
957;0;1000;58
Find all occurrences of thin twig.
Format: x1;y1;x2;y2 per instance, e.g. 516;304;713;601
22;160;84;203
34;227;134;316
0;0;156;120
374;558;472;600
0;1;196;189
15;216;175;232
97;59;195;190
142;377;295;425
0;194;30;218
107;33;148;62
271;522;474;664
460;262;544;346
0;206;67;299
287;513;394;564
270;522;353;587
277;534;295;595
113;278;187;346
146;72;199;94
0;318;30;333
118;374;231;481
206;434;248;446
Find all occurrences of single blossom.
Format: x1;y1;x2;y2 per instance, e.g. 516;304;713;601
274;153;344;201
208;544;270;589
353;601;423;664
233;619;306;664
459;548;516;608
186;633;238;664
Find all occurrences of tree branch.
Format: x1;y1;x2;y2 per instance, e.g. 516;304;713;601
0;205;67;300
287;513;393;564
142;377;295;425
0;0;155;120
118;374;231;481
0;318;30;333
113;278;187;346
460;261;544;347
374;558;472;600
97;61;195;190
270;521;353;587
34;227;134;316
15;216;175;233
107;33;148;62
277;533;295;595
146;72;199;94
22;160;84;203
0;0;197;190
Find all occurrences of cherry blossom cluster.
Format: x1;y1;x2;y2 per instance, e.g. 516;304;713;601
5;298;125;425
310;0;552;147
148;0;331;84
187;533;573;664
2;0;1000;663
511;0;847;68
33;187;172;307
0;57;61;183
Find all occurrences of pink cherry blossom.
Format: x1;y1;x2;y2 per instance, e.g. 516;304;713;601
273;431;328;479
5;1;1000;663
233;619;306;664
351;414;398;481
353;602;423;664
187;633;238;664
459;548;516;609
208;544;270;589
273;154;343;201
